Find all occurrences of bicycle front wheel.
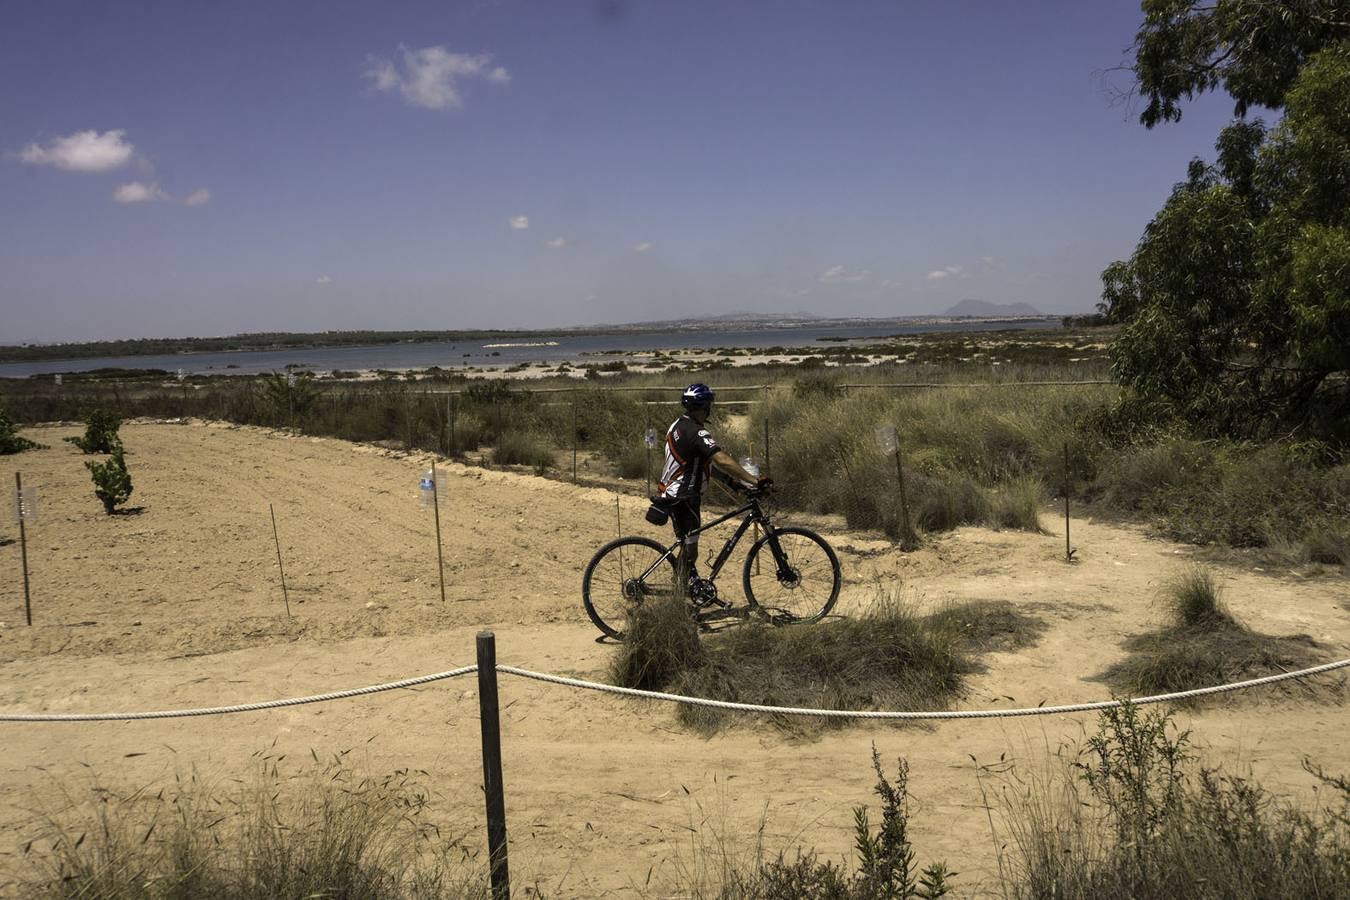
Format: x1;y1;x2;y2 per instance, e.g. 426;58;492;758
582;536;679;639
742;526;841;623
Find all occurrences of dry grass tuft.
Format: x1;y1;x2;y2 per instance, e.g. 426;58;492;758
610;591;1045;736
1099;567;1331;701
10;756;484;899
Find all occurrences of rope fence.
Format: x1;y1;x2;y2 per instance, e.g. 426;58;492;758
5;640;1344;900
2;655;1345;723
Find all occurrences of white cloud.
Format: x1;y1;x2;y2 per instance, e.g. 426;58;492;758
316;275;332;285
183;188;210;206
508;215;529;230
545;236;567;249
980;256;997;265
112;181;167;203
20;129;135;172
818;265;871;284
365;45;510;111
633;241;654;253
927;265;966;281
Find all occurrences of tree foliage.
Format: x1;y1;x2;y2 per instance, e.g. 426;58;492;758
1131;0;1350;127
1103;37;1350;439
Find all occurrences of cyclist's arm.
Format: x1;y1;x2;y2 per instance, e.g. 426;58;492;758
709;449;760;487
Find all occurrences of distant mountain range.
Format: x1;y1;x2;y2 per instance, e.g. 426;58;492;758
943;299;1044;317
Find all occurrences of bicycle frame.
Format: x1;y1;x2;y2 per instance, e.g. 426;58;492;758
635;496;787;589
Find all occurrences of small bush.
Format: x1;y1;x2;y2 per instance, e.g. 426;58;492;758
792;373;842;399
912;473;990;532
994;703;1350;900
1099;567;1327;699
1163;567;1232;629
491;429;553;473
738;751;955;899
610;594;706;690
0;407;39;454
86;443;133;514
990;474;1046;532
65;408;121;454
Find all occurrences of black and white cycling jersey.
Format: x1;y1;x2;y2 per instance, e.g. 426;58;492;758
656;413;720;501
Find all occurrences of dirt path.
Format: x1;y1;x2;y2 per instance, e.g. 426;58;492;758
1;423;1346;896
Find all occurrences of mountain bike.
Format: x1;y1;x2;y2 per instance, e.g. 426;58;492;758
581;486;841;639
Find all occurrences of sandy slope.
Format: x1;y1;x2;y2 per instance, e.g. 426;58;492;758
0;423;1346;897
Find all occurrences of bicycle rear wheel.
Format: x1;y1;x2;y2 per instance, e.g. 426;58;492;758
742;526;840;623
582;536;679;639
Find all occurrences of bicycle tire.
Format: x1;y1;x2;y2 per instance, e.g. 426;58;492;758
742;526;841;623
582;536;679;639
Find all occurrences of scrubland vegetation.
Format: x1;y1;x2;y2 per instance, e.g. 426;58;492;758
2;330;1346;568
611;591;1045;736
13;706;1345;900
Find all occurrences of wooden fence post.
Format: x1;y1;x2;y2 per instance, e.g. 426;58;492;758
476;631;511;899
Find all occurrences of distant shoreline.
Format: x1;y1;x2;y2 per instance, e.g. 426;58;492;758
0;315;1061;365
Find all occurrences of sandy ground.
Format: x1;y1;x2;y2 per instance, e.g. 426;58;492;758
0;423;1347;897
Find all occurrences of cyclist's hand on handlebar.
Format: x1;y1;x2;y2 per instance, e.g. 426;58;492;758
751;477;774;493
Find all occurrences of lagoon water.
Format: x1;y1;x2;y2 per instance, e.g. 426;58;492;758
0;319;1056;379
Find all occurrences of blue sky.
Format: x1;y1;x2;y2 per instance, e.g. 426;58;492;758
2;0;1248;341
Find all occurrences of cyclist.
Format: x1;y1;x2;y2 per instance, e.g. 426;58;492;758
652;383;767;592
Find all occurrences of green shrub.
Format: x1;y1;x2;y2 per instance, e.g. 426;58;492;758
65;408;121;454
491;429;553;472
995;703;1350;900
86;443;133;514
990;474;1046;532
911;473;990;532
0;408;39;454
740;751;955;899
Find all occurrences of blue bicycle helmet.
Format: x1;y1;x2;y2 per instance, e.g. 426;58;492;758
681;382;714;408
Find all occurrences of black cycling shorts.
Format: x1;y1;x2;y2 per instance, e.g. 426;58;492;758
670;498;702;544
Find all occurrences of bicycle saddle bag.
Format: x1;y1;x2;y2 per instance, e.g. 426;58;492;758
645;495;672;526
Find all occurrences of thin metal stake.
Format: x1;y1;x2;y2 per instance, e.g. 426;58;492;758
893;427;917;551
571;400;578;483
432;461;447;603
269;503;291;616
1064;442;1075;561
476;631;511;900
762;387;771;478
16;473;32;626
450;393;458;455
